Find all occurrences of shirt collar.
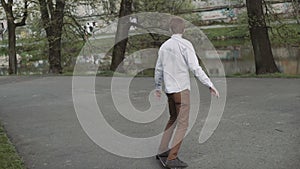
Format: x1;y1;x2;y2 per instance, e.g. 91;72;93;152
171;34;183;39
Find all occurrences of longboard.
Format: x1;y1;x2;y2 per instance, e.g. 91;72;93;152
157;156;186;169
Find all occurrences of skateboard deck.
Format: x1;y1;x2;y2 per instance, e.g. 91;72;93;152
157;156;186;169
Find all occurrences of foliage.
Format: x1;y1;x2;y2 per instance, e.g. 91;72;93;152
236;9;248;25
127;34;168;54
120;0;196;60
133;0;193;14
269;23;300;45
133;0;198;25
180;12;201;25
0;0;29;74
0;124;25;169
291;0;300;24
1;0;298;74
203;26;249;40
263;1;300;45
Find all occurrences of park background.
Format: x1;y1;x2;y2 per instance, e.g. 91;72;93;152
0;0;299;76
0;0;300;169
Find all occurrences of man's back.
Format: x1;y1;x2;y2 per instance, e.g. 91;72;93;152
157;34;192;93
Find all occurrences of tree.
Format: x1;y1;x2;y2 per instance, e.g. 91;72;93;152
0;0;28;74
110;0;193;72
110;0;132;71
38;0;118;73
38;0;65;74
246;0;279;74
291;0;300;24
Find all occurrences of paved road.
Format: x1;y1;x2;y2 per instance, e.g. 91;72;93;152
0;76;299;169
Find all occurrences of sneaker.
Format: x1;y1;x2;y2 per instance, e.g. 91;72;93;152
166;157;188;168
156;149;170;159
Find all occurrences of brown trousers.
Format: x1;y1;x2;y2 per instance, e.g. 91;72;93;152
159;89;190;160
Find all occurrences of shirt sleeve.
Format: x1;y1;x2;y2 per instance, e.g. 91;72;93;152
182;42;214;88
154;49;163;90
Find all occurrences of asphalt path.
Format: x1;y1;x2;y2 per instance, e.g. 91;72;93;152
0;76;299;169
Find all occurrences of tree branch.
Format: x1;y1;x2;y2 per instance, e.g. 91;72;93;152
64;14;86;40
129;22;156;40
38;0;51;35
53;0;65;32
0;0;9;13
15;0;28;27
1;0;15;21
47;0;55;17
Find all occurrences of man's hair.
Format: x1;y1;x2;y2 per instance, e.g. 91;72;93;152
170;17;185;34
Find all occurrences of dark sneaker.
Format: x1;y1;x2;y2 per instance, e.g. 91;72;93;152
166;157;188;168
156;149;170;159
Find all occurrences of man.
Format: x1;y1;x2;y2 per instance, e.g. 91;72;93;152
155;17;219;168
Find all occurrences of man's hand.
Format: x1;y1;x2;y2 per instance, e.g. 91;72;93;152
155;90;162;98
210;86;220;98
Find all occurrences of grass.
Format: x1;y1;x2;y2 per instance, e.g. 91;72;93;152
202;26;249;41
202;23;300;47
0;123;25;169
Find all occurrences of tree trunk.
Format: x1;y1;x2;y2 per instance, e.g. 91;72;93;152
48;1;65;74
246;0;279;74
39;0;65;74
7;20;17;74
110;0;132;72
1;0;28;75
48;34;63;74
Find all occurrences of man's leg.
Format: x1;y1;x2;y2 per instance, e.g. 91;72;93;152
167;89;190;160
158;93;178;154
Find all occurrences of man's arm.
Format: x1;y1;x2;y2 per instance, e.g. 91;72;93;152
154;50;163;97
183;43;219;97
184;43;213;88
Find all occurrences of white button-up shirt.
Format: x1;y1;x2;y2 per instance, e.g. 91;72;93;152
155;34;213;94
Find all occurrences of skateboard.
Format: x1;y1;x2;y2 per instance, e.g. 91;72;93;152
157;156;186;169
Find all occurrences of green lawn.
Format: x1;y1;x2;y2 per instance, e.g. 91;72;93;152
0;123;25;169
202;23;300;46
